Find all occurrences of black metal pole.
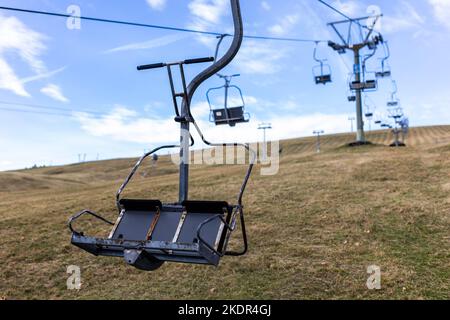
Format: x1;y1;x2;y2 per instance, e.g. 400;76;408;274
178;0;243;203
353;47;366;143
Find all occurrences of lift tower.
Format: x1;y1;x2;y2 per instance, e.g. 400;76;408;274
327;14;383;145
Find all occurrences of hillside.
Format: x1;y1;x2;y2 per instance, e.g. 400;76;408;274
0;126;449;300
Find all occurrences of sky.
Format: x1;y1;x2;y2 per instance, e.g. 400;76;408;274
0;0;449;171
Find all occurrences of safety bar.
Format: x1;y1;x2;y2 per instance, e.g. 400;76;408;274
137;57;214;71
137;63;165;71
196;205;248;257
68;210;114;236
185;57;214;65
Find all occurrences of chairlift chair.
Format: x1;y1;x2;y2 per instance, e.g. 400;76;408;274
387;80;400;107
328;41;346;54
349;77;378;92
313;42;332;85
349;47;379;92
207;74;250;127
387;101;399;107
68;0;255;271
375;42;392;78
207;33;250;127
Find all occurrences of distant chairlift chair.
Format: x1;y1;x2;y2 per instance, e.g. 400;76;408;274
350;47;378;92
313;42;332;85
375;41;392;78
387;80;400;107
68;0;255;271
207;74;250;127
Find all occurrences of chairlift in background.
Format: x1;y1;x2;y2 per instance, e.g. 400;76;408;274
346;74;356;101
364;94;376;117
360;47;378;91
328;41;346;54
313;42;332;85
375;41;392;78
348;48;378;92
374;111;383;125
388;107;404;123
364;95;376;131
207;74;250;127
349;73;378;92
367;34;383;50
387;80;400;107
207;34;250;127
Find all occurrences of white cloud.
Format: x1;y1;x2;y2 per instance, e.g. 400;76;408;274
382;1;425;34
429;0;450;30
21;66;66;84
268;14;300;36
75;100;350;145
235;41;288;75
331;0;362;17
187;0;229;46
261;1;271;11
0;15;48;96
0;58;29;97
41;84;69;103
189;0;228;24
75;106;179;144
105;34;187;53
146;0;167;11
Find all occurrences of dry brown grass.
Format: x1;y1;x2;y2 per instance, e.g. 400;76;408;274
0;126;449;300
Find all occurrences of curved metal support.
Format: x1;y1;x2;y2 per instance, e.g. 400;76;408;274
182;0;243;115
196;214;233;257
68;210;114;236
362;46;378;81
313;42;331;77
115;142;197;211
225;207;248;256
196;206;248;257
313;42;326;65
380;41;390;73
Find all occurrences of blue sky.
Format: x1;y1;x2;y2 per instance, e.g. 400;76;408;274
0;0;449;170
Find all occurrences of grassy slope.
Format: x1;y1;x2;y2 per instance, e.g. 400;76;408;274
0;126;449;300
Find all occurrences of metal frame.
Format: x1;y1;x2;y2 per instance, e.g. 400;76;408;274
376;41;392;78
206;74;250;126
206;33;250;127
68;0;255;270
313;42;332;85
387;80;400;107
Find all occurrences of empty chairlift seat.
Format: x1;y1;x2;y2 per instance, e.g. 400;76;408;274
313;43;332;85
387;101;399;107
376;70;391;78
207;74;250;127
68;0;254;272
212;106;249;127
315;74;332;85
349;80;378;91
69;199;241;269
